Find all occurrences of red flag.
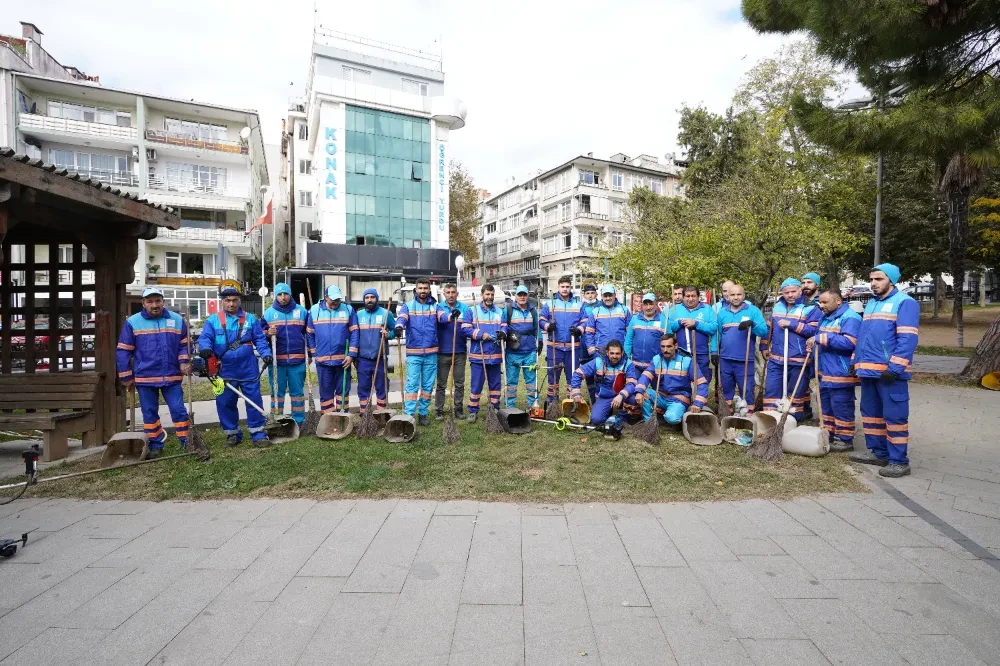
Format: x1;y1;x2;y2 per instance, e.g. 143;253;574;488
245;199;272;236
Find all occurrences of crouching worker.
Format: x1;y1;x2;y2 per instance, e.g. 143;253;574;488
198;287;273;447
570;339;641;428
116;287;191;460
633;334;709;427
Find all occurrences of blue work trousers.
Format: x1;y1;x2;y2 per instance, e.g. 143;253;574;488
641;391;689;424
357;356;388;414
469;362;501;414
860;378;909;465
545;347;578;403
719;357;756;415
216;379;267;442
136;383;189;451
763;360;810;420
590;393;640;426
505;350;537;408
274;363;306;424
404;354;436;416
317;364;351;413
578;349;597;402
821;387;857;444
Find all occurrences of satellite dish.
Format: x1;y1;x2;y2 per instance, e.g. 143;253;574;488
258;286;269;298
240;127;252;141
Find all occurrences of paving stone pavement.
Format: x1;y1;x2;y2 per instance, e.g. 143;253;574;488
910;354;970;374
0;382;996;665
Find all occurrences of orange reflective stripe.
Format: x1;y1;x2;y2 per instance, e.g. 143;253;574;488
886;423;908;431
889;356;910;367
887;435;909;445
897;326;919;335
862;417;885;424
857;362;887;371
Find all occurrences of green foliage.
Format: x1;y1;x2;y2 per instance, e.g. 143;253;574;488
448;161;481;262
677;105;758;198
970;190;1000;270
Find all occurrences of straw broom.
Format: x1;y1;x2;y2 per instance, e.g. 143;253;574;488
754;322;774;413
184;315;210;460
442;316;461;444
476;309;504;434
635;357;662;445
747;359;809;462
356;296;392;439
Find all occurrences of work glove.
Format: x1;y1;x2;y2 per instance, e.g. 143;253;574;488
711;354;719;367
571;327;583;339
394;326;404;337
738;320;752;331
449;309;461;321
262;356;273;368
495;330;507;342
536;339;544;354
848;364;857;377
199;348;215;360
881;370;898;382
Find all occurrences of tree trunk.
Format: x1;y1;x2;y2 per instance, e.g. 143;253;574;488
959;311;1000;381
947;184;969;347
979;269;987;307
933;273;944;318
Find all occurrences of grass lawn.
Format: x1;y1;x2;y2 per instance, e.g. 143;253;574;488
13;415;865;503
915;345;975;358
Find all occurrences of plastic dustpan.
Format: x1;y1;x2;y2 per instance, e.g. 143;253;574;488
499;407;532;434
317;412;354;440
981;372;1000;391
682;408;723;446
561;398;590;424
751;410;797;438
721;415;756;443
384;414;416;443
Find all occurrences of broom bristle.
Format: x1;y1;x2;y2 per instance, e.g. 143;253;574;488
636;414;660;445
300;410;320;437
442;410;460;443
746;414;787;461
484;403;504;435
719;393;732;419
356;407;380;439
188;429;211;461
545;397;562;420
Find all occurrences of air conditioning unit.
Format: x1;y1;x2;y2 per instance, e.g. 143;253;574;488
146;149;157;161
132;147;139;158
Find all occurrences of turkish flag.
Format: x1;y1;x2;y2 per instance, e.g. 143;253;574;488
244;199;273;236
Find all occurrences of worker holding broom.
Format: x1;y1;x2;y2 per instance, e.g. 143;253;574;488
307;285;359;416
583;284;632;360
504;286;542;409
668;286;717;382
394;278;439;426
848;263;919;478
540;275;583;409
715;284;768;415
116;287;191;460
570;339;642;428
634;334;710;427
624;292;666;371
574;282;600;402
198;287;272;447
762;278;822;421
434;283;469;420
462;283;506;424
807;288;861;453
262;283;308;426
356;288;395;415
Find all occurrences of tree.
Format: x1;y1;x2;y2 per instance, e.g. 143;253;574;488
744;0;1000;349
677;105;758;198
448;161;480;262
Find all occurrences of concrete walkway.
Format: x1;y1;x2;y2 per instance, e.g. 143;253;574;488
911;354;970;374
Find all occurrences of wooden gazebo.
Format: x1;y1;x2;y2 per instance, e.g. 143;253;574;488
0;149;179;460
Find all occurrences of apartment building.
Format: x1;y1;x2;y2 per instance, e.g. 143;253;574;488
1;21;268;321
286;29;466;277
474;153;684;295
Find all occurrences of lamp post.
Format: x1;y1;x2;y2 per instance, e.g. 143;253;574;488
454;255;465;288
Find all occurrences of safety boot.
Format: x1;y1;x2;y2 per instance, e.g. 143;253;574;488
829;440;855;453
435;410;445;421
466;412;477;424
879;464;911;478
225;434;241;448
849;450;888;466
418;415;430;427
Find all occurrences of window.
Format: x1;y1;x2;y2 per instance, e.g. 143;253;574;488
562;232;572;250
611;200;623;221
560;201;571;221
611;171;624;190
543;237;557;254
498;240;508;255
401;78;428;96
524;257;539;272
48;100;131;127
509;237;521;253
299;190;313;207
579;170;599;186
49;150;74;168
627;173;644;191
485;222;496;235
299;159;312;174
165;118;228;141
48;150;129;179
648;178;664;195
563;263;572;272
543;206;557;225
165;252;180;274
581;233;596;248
579;195;591;214
298;123;308;141
164;163;228;193
610;231;624;247
343;66;372;83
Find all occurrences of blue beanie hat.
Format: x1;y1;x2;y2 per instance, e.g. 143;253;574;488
780;277;802;290
362;287;379;300
802;272;821;286
872;263;901;285
274;282;292;296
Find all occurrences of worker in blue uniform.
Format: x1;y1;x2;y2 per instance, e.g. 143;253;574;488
624;292;667;371
435;283;469;419
574;282;600;402
394;278;438;426
809;289;862;452
633;334;710;425
116;287;191;459
462;283;507;423
762;278;822;420
307;285;359;415
715;284;769;414
583;284;631;360
570;339;642;427
539;275;583;407
848;263;919;477
262;282;308;425
801;272;821;306
668;285;717;383
504;286;542;408
356;288;394;415
198;287;272;447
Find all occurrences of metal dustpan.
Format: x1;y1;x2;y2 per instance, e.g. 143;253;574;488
384;414;416;443
561;398;591;424
317;412;354;440
683;408;724;446
263;417;299;444
498;407;532;434
721;415;756;443
103;387;147;466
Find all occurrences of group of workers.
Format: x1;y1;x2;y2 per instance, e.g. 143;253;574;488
115;262;918;477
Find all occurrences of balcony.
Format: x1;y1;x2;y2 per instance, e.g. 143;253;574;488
145;273;226;287
70;168;139;188
155;227;250;245
18;112;138;144
144;129;247;156
575;211;610;221
519;242;540;259
147;175;248;201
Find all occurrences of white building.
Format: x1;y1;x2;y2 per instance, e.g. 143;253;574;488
1;21;268;321
287;29;466;273
473;153;684;295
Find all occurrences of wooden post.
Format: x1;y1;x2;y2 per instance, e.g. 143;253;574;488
93;246;119;442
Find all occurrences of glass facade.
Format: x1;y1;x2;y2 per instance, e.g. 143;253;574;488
344;105;432;247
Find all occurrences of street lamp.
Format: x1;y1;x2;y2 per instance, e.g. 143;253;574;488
454;255;465;288
836;96;884;265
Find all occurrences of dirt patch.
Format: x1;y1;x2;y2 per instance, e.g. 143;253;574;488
390;461;408;470
918;307;998;347
521;468;545;480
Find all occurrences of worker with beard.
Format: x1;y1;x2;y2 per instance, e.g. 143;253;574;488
540;275;583;407
434;283;469;420
394;278;439;425
504;286;541;409
801;272;821;307
634;334;709;426
570;339;642;428
262;283;308;426
462;283;507;423
356;288;394;415
715;284;769;414
572;282;600;402
668;286;717;382
808;289;861;452
624;292;666;370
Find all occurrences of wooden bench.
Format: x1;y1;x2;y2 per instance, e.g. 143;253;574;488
0;372;103;462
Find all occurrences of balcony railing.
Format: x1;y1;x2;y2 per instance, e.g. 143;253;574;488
18;113;138;142
146;273;225;287
66;168;138;188
147;175;247;199
576;211;610;221
155;227;250;245
144;129;248;155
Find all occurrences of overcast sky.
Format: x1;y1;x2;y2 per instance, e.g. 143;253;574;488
8;0;797;194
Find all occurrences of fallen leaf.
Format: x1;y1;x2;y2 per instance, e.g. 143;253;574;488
578;651;588;657
716;481;725;486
